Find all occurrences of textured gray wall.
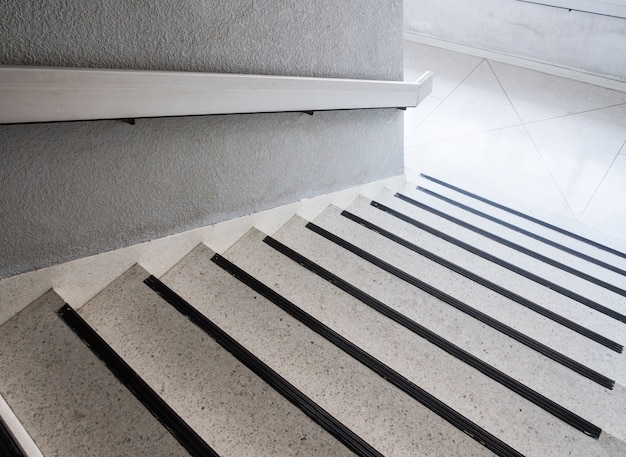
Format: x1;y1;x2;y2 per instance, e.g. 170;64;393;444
0;0;404;278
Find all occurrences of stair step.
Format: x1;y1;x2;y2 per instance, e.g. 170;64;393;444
160;244;498;456
417;174;626;266
270;213;626;444
77;264;357;457
359;189;626;347
224;226;626;456
379;186;626;319
310;203;626;390
416;174;626;274
0;290;190;457
395;185;626;301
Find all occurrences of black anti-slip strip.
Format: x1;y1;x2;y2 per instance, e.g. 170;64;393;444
420;174;626;260
372;200;626;324
57;304;220;457
306;222;615;390
143;276;383;457
0;419;25;457
395;192;626;298
263;236;603;438
341;210;622;353
210;254;526;457
417;186;626;278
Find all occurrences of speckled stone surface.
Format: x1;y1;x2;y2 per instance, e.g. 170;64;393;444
410;181;626;288
228;227;626;456
394;183;626;316
161;244;498;457
369;188;626;350
348;193;626;383
0;290;189;457
307;202;626;431
331;195;626;390
414;176;626;273
78;264;355;457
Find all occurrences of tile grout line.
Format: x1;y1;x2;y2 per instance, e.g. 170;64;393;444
523;102;626;126
485;60;524;127
404;57;488;147
403;95;445;139
581;149;623;217
486;60;577;218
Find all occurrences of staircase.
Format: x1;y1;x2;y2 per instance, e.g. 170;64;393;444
1;174;625;457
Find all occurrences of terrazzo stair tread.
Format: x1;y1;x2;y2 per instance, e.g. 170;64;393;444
223;227;626;454
416;174;626;269
160;244;499;457
348;191;626;349
372;189;626;330
308;204;626;390
404;183;626;288
77;264;354;457
0;290;190;457
385;183;626;317
396;184;626;301
270;215;626;442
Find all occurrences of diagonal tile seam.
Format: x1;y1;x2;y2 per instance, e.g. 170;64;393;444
581;149;623;217
486;59;576;218
404;123;527;148
404;95;444;139
521;102;626;127
487;60;626;123
404;58;488;138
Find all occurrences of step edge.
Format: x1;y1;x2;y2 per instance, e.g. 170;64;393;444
0;394;42;457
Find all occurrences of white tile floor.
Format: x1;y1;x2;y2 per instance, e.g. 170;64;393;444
403;40;626;242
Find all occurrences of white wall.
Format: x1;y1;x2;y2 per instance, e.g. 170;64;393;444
404;0;626;81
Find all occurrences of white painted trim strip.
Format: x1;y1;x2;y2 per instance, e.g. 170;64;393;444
0;394;44;457
403;31;626;92
0;66;433;124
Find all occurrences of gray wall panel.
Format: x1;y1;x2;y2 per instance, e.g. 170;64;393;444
0;0;404;278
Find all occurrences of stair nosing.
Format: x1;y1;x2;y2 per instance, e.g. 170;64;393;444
305;221;616;390
394;192;626;298
211;253;527;457
144;274;385;457
419;173;626;260
263;234;603;438
415;185;626;277
340;209;622;353
371;199;626;324
58;303;220;457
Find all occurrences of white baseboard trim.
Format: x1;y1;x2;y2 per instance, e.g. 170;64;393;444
0;394;44;457
403;31;626;92
0;175;406;327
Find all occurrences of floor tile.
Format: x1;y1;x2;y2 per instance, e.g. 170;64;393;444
404;95;442;141
525;104;626;215
406;60;522;146
404;41;483;99
405;125;572;216
490;61;626;123
581;154;626;240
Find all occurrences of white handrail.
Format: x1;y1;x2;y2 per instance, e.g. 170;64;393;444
0;66;433;124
